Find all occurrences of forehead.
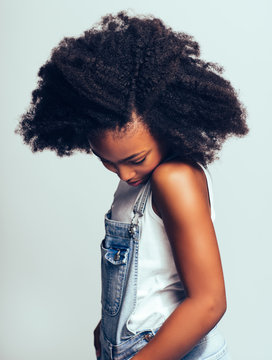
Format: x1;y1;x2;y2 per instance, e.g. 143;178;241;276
89;121;155;161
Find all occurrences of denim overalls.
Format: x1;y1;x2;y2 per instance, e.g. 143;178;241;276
98;177;230;360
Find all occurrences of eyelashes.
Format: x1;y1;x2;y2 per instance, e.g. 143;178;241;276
130;157;146;165
100;157;146;166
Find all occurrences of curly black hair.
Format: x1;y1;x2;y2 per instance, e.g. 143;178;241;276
15;11;248;165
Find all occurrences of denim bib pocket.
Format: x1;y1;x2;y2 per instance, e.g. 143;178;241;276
101;240;130;316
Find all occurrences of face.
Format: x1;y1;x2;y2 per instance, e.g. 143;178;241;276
89;119;168;186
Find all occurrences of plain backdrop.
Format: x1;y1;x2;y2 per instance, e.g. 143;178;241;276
1;1;271;359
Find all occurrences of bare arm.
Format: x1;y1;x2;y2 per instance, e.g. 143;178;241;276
132;162;226;360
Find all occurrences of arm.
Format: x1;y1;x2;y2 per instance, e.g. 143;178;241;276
133;162;226;360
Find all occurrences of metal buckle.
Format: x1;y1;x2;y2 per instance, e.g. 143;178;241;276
143;333;153;342
114;249;121;261
128;223;136;236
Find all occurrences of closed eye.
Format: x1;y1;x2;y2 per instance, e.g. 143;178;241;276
98;156;146;166
130;157;146;165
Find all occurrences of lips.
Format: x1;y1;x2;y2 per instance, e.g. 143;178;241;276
126;174;151;186
127;179;143;187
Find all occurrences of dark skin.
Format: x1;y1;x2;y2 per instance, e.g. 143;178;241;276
91;115;226;360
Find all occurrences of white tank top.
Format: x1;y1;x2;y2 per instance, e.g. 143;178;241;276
110;163;215;332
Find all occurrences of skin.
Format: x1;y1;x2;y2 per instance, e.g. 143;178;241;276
91;115;227;360
89;117;169;186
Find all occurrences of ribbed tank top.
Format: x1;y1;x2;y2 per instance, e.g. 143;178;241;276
110;163;215;332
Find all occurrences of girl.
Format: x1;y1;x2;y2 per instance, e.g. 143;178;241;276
15;11;249;360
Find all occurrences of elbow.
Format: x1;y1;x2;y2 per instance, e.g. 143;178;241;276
194;290;227;326
187;291;227;325
216;297;227;320
206;293;227;323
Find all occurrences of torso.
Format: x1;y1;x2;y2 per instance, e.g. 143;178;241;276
109;159;216;333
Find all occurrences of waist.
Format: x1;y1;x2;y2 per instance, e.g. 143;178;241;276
101;323;223;360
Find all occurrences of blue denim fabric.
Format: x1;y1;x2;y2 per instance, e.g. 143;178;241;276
181;325;231;360
98;178;231;360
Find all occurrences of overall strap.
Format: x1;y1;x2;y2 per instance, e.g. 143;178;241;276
133;180;151;217
129;154;177;234
129;180;151;235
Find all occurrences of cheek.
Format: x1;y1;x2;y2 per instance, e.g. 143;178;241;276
152;151;164;165
142;157;161;173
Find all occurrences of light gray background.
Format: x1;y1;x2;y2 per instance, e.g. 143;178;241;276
1;1;271;359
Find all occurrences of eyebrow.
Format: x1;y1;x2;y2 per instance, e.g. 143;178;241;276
91;149;147;163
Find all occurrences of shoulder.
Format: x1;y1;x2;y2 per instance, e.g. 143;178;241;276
150;161;210;219
151;161;206;194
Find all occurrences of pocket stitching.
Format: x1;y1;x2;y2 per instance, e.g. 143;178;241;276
101;244;130;316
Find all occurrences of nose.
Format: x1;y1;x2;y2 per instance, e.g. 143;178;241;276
117;165;136;182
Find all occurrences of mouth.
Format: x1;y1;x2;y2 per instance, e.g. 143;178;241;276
126;175;151;186
127;179;144;187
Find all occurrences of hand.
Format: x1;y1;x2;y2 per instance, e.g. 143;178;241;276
93;320;101;358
